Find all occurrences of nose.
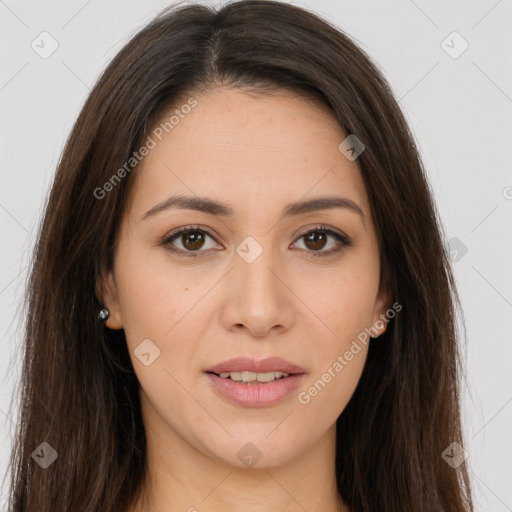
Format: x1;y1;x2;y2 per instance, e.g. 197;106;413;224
219;241;295;339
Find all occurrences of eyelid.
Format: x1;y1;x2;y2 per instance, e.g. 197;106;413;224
290;224;352;258
293;224;350;244
161;224;220;257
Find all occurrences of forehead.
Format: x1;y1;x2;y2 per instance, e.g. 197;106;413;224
129;87;369;219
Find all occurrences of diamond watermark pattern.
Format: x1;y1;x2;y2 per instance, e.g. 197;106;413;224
448;237;468;263
236;236;263;264
134;338;161;366
441;442;468;469
31;31;59;59
31;441;58;468
441;31;469;60
237;442;262;467
338;134;365;161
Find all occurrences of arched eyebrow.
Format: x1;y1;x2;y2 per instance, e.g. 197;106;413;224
140;194;364;222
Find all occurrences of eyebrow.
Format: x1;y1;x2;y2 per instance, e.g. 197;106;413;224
140;194;365;221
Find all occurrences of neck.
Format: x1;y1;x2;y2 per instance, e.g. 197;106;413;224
128;398;348;512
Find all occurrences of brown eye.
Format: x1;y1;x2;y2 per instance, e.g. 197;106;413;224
303;231;328;251
162;226;219;257
180;231;206;251
161;224;352;259
292;226;352;258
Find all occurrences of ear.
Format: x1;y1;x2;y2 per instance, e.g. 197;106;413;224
95;270;123;330
371;269;392;337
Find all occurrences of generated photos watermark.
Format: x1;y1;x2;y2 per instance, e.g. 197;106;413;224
93;97;197;200
297;301;402;405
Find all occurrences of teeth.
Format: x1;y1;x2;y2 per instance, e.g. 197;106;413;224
218;371;290;383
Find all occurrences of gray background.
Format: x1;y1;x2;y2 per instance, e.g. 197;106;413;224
1;0;511;509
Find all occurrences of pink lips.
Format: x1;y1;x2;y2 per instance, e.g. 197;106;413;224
204;357;306;407
205;356;306;375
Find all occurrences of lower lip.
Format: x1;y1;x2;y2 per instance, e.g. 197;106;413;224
205;372;306;407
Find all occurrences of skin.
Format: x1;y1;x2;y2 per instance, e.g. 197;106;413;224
99;86;390;512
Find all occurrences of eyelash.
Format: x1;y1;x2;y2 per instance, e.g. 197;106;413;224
160;224;352;259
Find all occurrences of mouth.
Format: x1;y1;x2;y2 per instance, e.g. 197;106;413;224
204;357;306;407
211;370;291;384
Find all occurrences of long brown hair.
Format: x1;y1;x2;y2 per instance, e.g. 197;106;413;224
5;1;474;510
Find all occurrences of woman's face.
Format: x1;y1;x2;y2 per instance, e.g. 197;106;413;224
101;87;390;468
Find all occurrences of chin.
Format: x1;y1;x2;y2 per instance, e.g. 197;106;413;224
200;431;303;470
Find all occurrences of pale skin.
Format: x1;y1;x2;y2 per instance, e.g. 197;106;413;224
98;86;391;512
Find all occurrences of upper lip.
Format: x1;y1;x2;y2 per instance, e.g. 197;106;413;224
205;357;306;375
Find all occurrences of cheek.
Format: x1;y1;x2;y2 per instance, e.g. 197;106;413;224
295;341;368;444
295;275;373;429
304;263;380;338
294;265;377;418
114;252;204;424
114;243;210;391
114;241;187;342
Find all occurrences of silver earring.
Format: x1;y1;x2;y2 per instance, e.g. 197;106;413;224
98;307;109;321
